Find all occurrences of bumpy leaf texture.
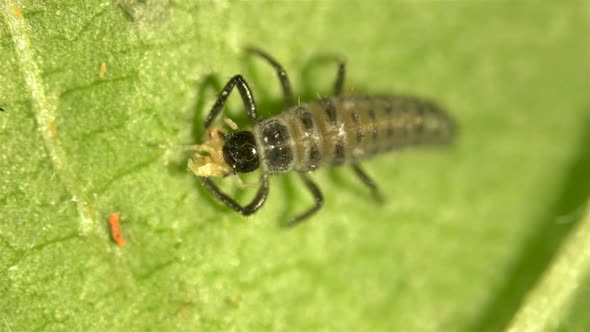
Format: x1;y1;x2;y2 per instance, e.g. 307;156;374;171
1;1;589;331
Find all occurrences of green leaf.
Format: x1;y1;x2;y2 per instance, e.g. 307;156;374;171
506;202;590;332
1;1;589;331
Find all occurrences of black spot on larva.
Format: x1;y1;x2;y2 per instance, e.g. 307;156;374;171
266;146;293;172
261;119;289;146
386;121;394;138
417;103;428;116
356;129;365;143
351;111;360;124
351;111;364;143
404;100;417;116
385;104;393;116
333;140;345;165
308;143;321;170
415;118;425;134
296;106;314;131
320;97;337;123
350;111;364;143
368;109;378;140
260;120;293;172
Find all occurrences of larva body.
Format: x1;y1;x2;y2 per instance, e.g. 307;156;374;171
254;95;456;174
193;47;458;227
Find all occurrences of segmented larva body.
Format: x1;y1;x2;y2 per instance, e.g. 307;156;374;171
253;95;456;174
193;47;458;227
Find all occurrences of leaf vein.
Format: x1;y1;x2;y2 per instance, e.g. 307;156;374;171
2;2;94;234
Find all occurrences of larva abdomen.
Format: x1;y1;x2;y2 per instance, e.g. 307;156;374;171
195;47;459;226
254;95;456;174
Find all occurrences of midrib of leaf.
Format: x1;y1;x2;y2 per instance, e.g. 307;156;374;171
2;2;92;232
506;201;590;332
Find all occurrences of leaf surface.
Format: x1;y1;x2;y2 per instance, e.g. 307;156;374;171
1;1;589;331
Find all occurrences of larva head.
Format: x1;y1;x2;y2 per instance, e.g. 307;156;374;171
222;131;260;173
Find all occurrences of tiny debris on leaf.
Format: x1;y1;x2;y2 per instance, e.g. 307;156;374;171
86;203;94;217
48;120;57;137
187;126;231;177
99;62;107;78
13;5;22;19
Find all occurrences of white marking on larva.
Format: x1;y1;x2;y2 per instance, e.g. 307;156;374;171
222;91;228;96
337;123;345;137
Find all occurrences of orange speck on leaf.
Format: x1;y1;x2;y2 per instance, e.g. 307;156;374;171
13;5;22;19
99;62;107;78
108;212;126;247
48;120;57;137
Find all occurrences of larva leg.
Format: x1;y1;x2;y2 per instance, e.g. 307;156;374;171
284;173;324;227
333;58;346;95
204;74;258;129
351;163;385;203
201;175;269;216
245;47;295;107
